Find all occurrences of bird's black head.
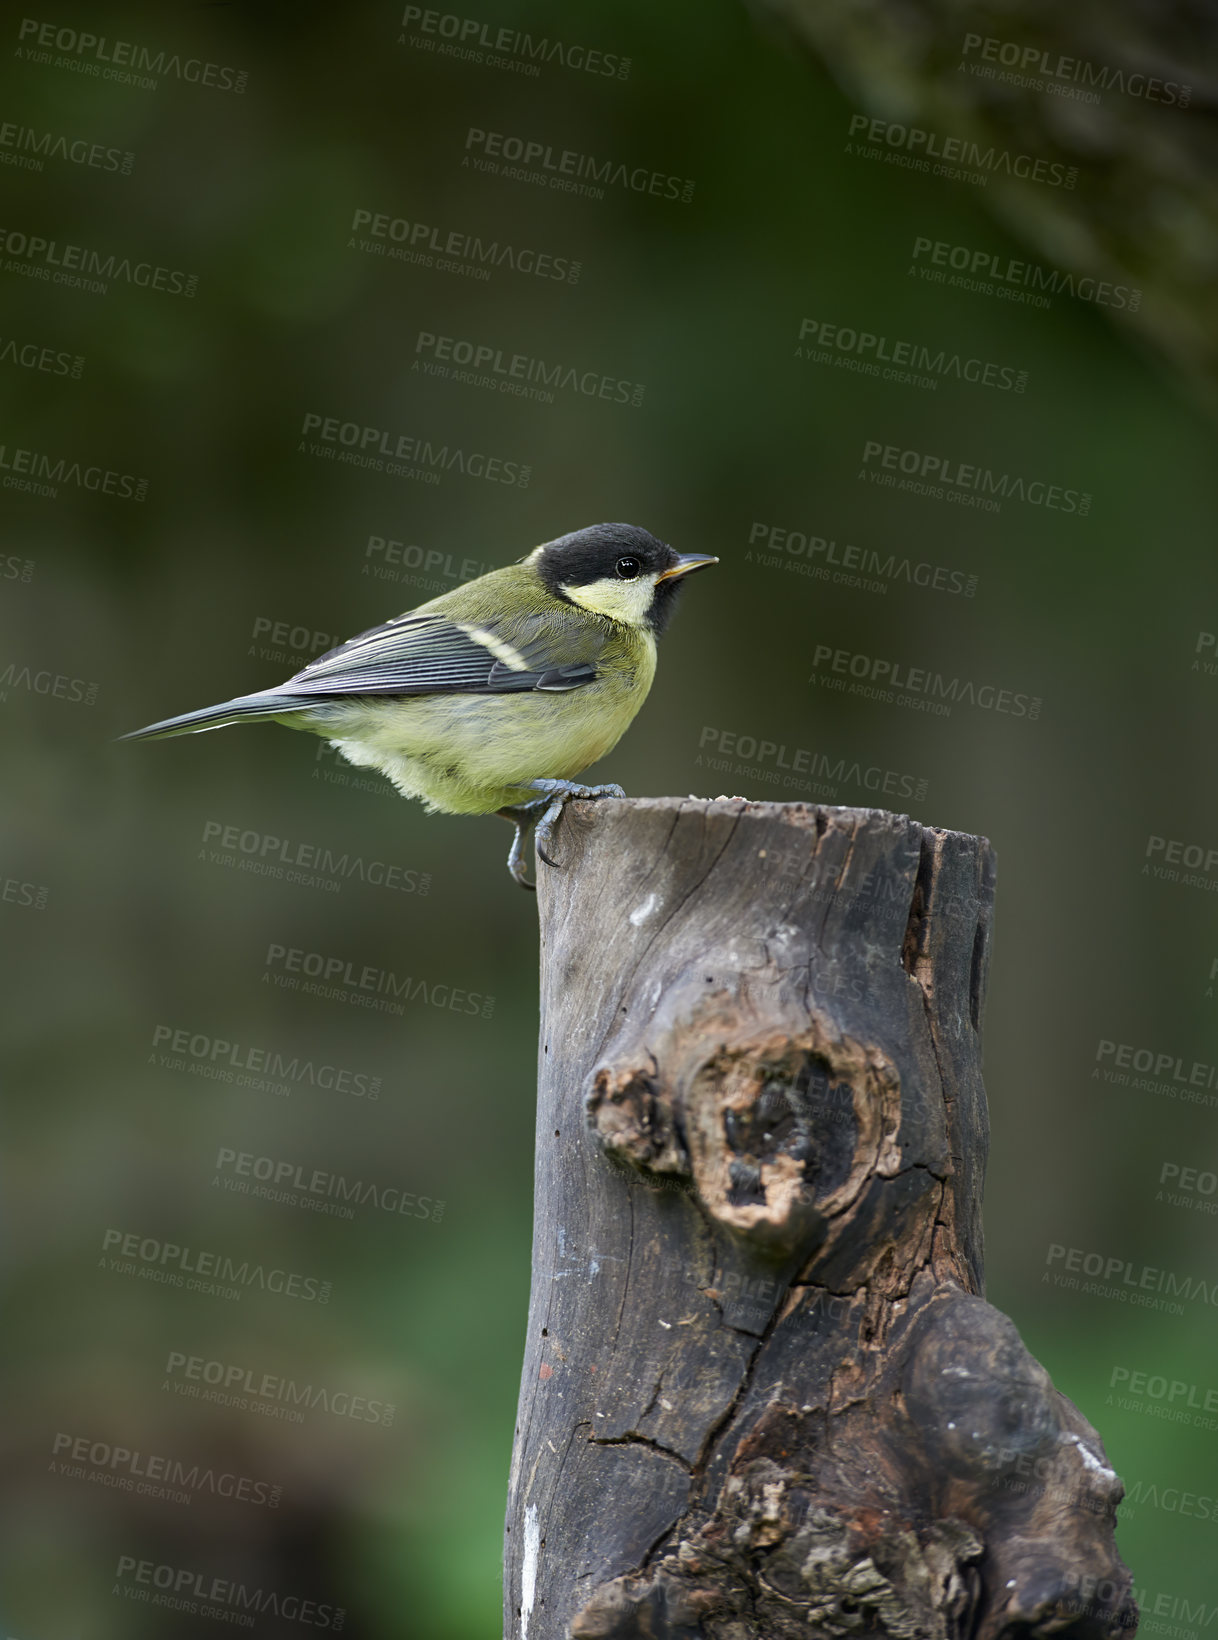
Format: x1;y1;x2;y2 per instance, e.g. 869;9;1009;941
530;523;716;634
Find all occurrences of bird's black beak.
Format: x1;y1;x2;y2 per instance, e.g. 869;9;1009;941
656;554;719;582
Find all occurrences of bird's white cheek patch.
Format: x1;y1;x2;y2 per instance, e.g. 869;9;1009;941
560;575;656;627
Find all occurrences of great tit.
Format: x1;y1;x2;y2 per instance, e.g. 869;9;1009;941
121;523;717;888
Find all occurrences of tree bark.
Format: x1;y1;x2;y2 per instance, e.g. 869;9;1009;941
503;798;1136;1640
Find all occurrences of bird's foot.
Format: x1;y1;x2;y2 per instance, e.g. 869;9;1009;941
496;799;549;891
525;780;625;871
496;782;625;889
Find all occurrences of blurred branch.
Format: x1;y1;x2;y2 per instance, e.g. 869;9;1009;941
754;0;1218;407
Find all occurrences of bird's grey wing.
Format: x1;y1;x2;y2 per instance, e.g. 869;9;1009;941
280;611;605;697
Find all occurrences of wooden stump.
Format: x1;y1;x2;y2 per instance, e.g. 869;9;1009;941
503;799;1136;1640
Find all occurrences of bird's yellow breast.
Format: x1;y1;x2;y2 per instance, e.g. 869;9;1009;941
310;629;656;814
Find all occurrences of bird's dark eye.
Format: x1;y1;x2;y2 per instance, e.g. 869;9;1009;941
616;556;641;580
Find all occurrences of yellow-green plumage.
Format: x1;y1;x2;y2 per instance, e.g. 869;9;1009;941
121;523;716;885
298;562;656;814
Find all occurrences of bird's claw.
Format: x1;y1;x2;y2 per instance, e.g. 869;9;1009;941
498;801;542;889
508;831;537;890
534;803;564;870
530;781;624;874
499;782;625;889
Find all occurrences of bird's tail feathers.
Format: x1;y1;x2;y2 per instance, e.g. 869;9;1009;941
117;692;313;743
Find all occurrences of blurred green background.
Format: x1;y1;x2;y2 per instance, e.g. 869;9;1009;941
1;1;1216;1634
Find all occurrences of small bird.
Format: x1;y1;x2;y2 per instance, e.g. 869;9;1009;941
121;523;717;888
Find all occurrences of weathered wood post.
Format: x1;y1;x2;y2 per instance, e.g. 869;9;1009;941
504;799;1136;1640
